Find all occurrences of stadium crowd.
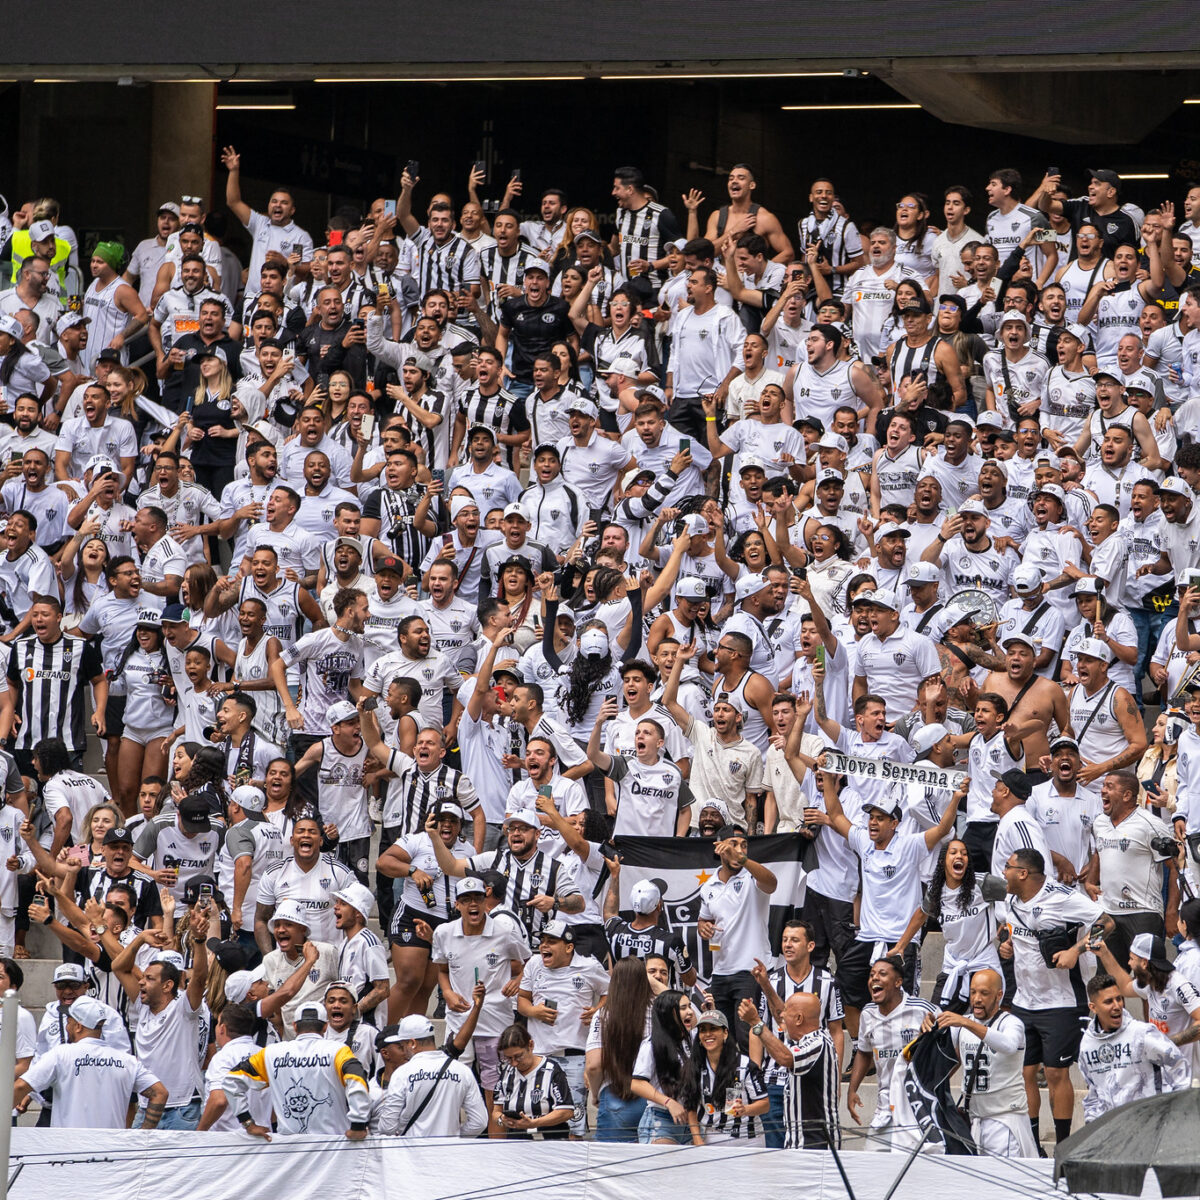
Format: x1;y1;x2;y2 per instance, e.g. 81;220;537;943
0;151;1199;1154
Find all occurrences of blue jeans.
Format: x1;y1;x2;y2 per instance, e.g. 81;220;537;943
137;1097;201;1130
1130;607;1173;711
595;1086;646;1142
761;1082;787;1149
508;378;534;402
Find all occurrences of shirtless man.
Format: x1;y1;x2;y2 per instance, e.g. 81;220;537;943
937;609;1005;710
690;164;794;264
977;631;1070;763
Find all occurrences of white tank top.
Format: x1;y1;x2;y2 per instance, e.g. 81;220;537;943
317;735;371;841
715;668;769;752
1058;259;1105;322
1069;681;1126;765
82;275;127;372
235;634;283;738
793;359;855;427
876;444;923;508
239;577;303;650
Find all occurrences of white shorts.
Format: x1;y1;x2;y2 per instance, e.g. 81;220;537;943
972;1112;1038;1158
122;724;174;748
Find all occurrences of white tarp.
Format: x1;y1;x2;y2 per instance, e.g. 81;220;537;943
5;1131;1081;1200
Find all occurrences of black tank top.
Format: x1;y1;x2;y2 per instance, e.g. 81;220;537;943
716;203;761;237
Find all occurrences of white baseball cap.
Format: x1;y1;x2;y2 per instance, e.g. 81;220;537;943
327;699;359;726
294;1001;328;1025
224;965;267;1004
817;432;850;454
396;1014;435;1039
605;355;641;378
902;561;940;586
503;807;541;830
579;627;610;657
999;309;1030;330
911;722;950;758
734;572;770;602
1074;636;1113;663
629;880;662;914
676;576;709;600
1012;564;1043;593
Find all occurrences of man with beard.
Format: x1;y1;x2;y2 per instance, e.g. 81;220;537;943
979;631;1071;765
219;441;289;564
852;588;940;718
921;500;1020;608
295;451;358;541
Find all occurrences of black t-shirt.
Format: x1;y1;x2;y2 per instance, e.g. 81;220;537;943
189;393;237;467
499;296;573;381
1061;199;1138;258
163;334;244;411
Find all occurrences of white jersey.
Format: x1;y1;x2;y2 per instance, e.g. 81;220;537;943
1067;681;1127;767
234;634;284;740
846;262;923;361
792;359;858;428
1058;258;1107;323
982;348;1051;426
1005;880;1101;1011
954;1011;1028;1120
1092;288;1146;366
1079;1011;1189;1122
874;443;924;510
21;1041;160;1128
257;853;356;944
606;753;691;838
857;992;938;1126
938;536;1018;607
1092;806;1175;916
1043;366;1096;444
80;275;128;371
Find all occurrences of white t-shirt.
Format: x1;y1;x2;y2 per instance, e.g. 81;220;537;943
41;770;111;844
135;993;203;1108
699;868;773;975
22;1041;159;1128
520;953;610;1054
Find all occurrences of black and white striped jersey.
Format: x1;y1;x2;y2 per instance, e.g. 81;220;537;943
479;246;542;321
381;754;480;841
468;846;564;941
781;1028;841;1149
496;1055;572;1122
409;228;481;296
757;964;844;1087
615;201;681;288
6;634;102;754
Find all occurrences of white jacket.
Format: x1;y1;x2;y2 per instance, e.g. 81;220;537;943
1078;1010;1189;1122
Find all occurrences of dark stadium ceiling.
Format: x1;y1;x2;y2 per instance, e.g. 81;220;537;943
4;2;1200;80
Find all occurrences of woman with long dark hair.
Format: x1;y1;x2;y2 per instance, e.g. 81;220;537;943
586;956;653;1141
58;533;110;627
542;577;643;739
805;523;856;619
691;1009;768;1143
631;989;703;1145
894;192;937;290
894;838;1002;1012
171;744;229;820
495;557;540;651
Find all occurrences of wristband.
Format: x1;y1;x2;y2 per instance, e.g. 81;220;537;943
705;417;717;422
237;1110;253;1125
935;534;945;543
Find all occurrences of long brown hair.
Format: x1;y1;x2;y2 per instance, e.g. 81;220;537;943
598;957;653;1100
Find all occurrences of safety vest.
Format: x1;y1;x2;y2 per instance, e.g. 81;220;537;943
9;229;71;288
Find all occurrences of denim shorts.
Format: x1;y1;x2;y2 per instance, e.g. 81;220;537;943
640;1106;693;1144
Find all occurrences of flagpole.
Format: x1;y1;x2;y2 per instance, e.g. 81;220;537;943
880;1123;936;1200
0;989;18;1200
824;1132;858;1200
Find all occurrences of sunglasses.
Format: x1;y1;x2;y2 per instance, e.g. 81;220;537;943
181;195;204;205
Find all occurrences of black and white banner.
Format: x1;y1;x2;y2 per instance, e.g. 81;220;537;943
821;748;965;793
613;834;817;978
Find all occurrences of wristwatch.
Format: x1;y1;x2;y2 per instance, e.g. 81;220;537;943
750;1022;765;1037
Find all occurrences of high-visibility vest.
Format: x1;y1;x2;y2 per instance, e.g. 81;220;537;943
10;229;71;288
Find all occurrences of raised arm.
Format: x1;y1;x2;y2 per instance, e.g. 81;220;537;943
220;145;253;226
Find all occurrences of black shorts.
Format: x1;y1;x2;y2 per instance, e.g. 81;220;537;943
962;820;998;875
1011;1004;1085;1069
836;939;919;1011
389;905;450;951
105;693;127;741
800;890;856;969
1105;911;1165;972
